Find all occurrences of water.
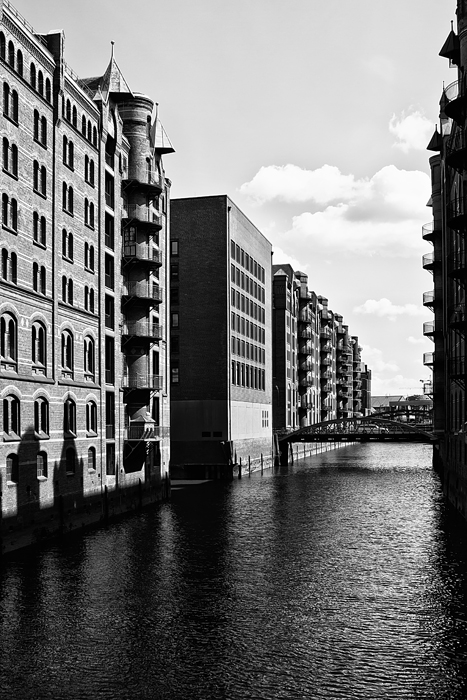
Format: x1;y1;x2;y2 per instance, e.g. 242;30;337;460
2;443;467;699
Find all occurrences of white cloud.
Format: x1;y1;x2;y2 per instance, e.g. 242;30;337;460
353;298;427;322
389;110;434;153
240;164;430;257
361;345;399;373
407;336;427;345
371;374;425;396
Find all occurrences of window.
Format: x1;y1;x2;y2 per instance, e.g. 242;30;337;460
33;110;46;146
2;249;17;283
32;321;46;370
84;286;95;313
62;276;73;305
171;240;179;256
64;399;76;436
62;229;73;260
30;62;36;89
65;447;76;474
84;242;95;271
72;105;77;126
45;78;51;103
38;70;44;96
6;453;19;483
84;336;95;380
171;359;179;384
105;295;114;329
170;263;179;280
105;391;115;438
34;399;49;436
88;446;96;471
3;82;18;123
170;287;179;305
37;451;48;478
84;199;94;228
7;40;14;68
16;49;23;76
3;138;18;177
63;135;74;169
104;254;114;289
0;33;5;61
61;330;73;377
3;395;20;437
1;194;18;233
62;183;73;214
86;401;97;434
171;313;179;328
0;313;17;370
105;214;114;249
105;336;115;384
105;172;114;208
33;212;46;247
33;161;47;196
85;155;95;186
81;115;86;135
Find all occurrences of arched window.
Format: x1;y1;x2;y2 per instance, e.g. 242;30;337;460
81;114;86;135
40;265;45;294
68;186;73;214
41;116;47;146
1;313;17;370
61;330;73;376
88;446;96;471
16;50;23;77
64;401;76;436
6;453;19;483
89;159;95;186
68;278;73;305
34;399;49;436
87;120;92;142
34;109;39;140
32;321;46;368
66;99;71;121
84;336;95;379
72;105;77;127
89;288;95;313
92;126;97;147
89;245;95;271
38;70;44;96
30;62;36;89
89;202;94;229
37;451;48;478
45;78;51;103
1;248;8;279
33;261;39;291
10;143;18;176
2;137;7;171
33;159;39;190
65;446;76;473
84;285;89;311
0;33;5;61
2;194;18;232
3;395;20;436
61;275;67;302
35;215;46;246
8;41;14;69
86;402;97;434
10;252;17;284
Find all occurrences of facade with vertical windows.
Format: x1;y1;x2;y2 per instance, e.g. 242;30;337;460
170;195;273;477
0;0;173;553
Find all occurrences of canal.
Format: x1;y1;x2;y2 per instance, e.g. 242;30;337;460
2;443;467;699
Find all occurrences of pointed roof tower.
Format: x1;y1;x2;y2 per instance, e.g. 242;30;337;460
150;104;175;154
100;42;133;101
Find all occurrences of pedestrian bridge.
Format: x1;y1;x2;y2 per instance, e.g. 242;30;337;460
278;416;437;445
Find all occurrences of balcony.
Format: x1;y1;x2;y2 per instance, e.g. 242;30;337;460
299;327;313;339
450;356;465;378
353;390;362;399
122;167;162;195
321;382;332;394
446;128;467;170
122;374;163;391
123;244;162;268
299;359;313;372
448;249;467;279
298;340;312;356
423;321;441;338
122;321;162;340
320;327;331;339
423;290;435;309
443;79;464;121
320;357;332;367
122;281;163;303
449;303;466;331
447;197;467;230
122;204;163;229
124;424;170;441
299;396;312;410
300;376;314;387
320;342;332;353
422;221;441;243
423;352;435;367
422;251;441;272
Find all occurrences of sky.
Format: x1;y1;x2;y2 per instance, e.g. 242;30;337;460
14;0;456;396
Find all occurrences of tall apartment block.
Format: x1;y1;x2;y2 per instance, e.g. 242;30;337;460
424;0;467;516
170;195;273;477
0;0;172;553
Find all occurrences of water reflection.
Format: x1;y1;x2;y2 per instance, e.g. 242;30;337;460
2;444;467;698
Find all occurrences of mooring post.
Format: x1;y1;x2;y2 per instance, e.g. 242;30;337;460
261;453;263;474
248;455;251;476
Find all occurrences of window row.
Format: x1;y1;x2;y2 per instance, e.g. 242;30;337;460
63;141;95;185
3;82;18;123
230;239;266;283
33;160;47;196
1;35;53;104
62;97;98;147
231;288;265;325
231;361;266;391
231;264;265;303
2;137;18;177
5;446;97;485
33;110;47;147
231;311;266;345
231;336;266;365
0;313;96;380
1;249;17;285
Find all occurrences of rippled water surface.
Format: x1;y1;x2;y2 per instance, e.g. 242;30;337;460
2;443;467;699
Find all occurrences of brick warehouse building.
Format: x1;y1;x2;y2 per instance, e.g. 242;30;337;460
0;0;173;553
170;196;273;477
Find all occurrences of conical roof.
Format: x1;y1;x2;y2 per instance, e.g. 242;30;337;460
150;111;175;153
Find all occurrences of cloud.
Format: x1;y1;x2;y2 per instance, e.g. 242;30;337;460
370;374;426;396
361;345;399;373
389;110;434;153
240;164;430;257
407;336;427;344
353;298;427;322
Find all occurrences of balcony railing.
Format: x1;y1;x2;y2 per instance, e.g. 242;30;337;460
447;197;467;229
422;251;440;272
123;167;162;191
422;221;440;242
299;328;313;339
320;342;332;353
321;382;333;393
321;370;332;380
320;357;332;366
446;128;467;170
299;360;313;372
122;204;162;227
443;79;463;120
122;281;163;302
123;321;163;340
423;352;434;366
124;424;170;440
320;327;331;339
298;341;312;356
123;245;162;266
423;321;442;337
423;290;435;307
300;376;314;387
122;374;163;390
